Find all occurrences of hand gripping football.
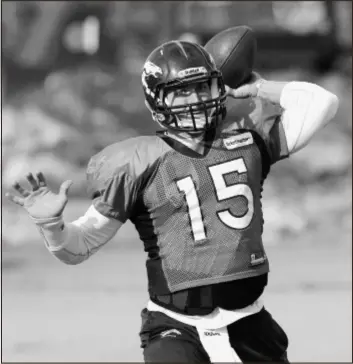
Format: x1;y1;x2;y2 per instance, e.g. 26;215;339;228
204;26;257;89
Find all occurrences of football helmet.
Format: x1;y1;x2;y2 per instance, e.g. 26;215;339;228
142;41;227;133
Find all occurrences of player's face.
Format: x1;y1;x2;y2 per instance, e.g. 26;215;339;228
165;81;212;129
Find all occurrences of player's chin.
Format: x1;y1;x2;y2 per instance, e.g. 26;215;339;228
180;121;206;131
178;114;208;129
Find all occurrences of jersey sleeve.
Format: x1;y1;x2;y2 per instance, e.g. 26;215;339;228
86;136;167;222
86;148;139;223
259;100;289;164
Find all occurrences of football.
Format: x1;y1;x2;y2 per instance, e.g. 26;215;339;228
204;26;257;89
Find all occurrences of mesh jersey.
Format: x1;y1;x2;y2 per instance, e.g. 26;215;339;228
86;97;288;295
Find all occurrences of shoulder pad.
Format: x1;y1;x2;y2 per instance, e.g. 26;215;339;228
223;97;282;139
86;135;166;198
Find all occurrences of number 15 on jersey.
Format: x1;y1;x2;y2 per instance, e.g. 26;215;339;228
176;158;254;242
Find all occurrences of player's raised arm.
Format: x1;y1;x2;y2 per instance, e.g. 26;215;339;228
227;72;339;154
6;172;122;265
274;81;339;154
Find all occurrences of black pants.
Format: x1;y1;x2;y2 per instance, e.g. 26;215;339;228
140;307;289;363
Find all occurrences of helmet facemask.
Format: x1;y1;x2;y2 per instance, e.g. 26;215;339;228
150;72;227;134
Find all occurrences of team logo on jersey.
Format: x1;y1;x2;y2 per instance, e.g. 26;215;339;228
178;66;207;78
160;329;182;338
223;132;253;150
250;253;267;266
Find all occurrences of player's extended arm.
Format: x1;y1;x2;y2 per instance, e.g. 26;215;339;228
227;73;339;154
35;205;122;265
6;172;122;265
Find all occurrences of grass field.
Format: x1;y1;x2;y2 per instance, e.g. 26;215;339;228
2;201;352;362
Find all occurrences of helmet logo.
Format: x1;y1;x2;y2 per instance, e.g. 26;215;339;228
143;61;163;78
142;61;163;98
178;66;207;78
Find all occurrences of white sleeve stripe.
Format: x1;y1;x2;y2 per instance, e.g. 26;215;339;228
279;82;339;154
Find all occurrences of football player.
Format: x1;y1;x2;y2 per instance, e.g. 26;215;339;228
7;40;339;362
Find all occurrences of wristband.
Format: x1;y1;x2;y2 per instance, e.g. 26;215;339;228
31;215;63;227
31;215;68;250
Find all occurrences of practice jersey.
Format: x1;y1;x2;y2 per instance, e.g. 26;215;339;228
86;97;288;296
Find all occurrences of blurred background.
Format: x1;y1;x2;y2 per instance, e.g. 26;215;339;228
1;1;352;362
